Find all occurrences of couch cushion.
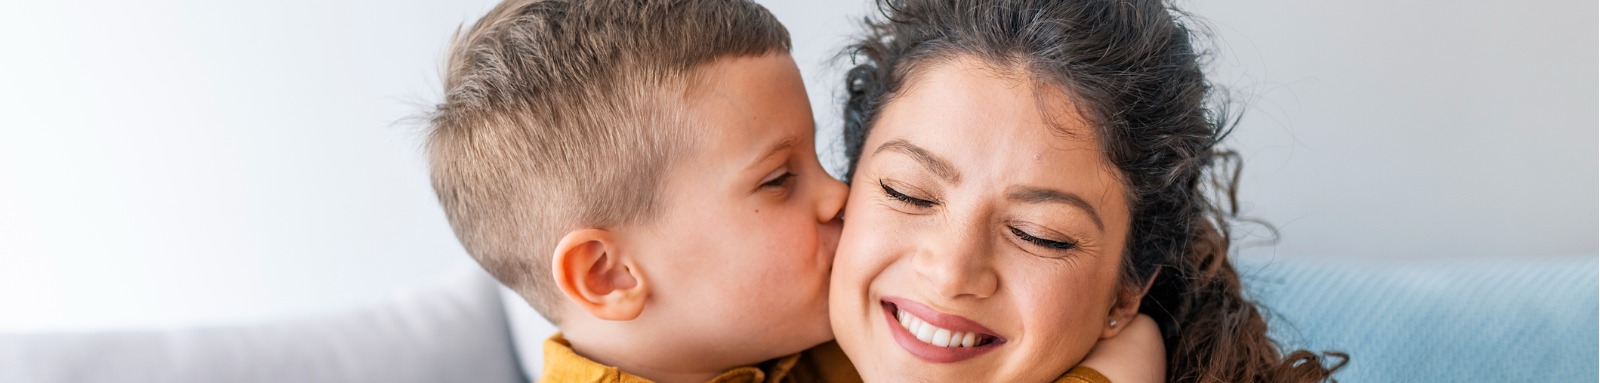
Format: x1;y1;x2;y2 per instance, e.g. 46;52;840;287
1243;255;1598;381
0;265;525;383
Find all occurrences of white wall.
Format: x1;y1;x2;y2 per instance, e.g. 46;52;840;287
1185;0;1598;261
1;0;1593;331
0;0;498;331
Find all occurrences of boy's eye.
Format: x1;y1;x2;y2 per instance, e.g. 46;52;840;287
1009;226;1077;251
760;172;796;189
880;180;935;208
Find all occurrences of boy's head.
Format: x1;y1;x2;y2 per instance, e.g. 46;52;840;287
427;0;848;375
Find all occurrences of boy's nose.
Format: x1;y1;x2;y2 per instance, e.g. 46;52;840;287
815;175;849;223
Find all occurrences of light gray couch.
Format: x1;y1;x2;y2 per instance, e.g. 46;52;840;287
4;256;1595;382
0;268;525;383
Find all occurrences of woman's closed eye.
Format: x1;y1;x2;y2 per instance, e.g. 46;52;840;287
1009;226;1077;251
880;180;936;208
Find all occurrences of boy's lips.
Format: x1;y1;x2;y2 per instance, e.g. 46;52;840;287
880;297;1005;363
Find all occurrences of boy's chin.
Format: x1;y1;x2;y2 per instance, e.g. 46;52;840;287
761;318;835;353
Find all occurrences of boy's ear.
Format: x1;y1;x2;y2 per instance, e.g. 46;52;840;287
551;228;649;321
1101;270;1159;340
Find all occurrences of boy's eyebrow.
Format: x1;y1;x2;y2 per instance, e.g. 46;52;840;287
749;137;796;170
872;139;961;184
1005;186;1105;231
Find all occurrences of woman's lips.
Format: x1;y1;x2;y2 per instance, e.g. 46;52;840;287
880;297;1005;363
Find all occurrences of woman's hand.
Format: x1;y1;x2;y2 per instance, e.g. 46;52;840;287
1078;314;1166;383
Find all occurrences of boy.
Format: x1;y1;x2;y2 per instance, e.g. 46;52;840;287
428;1;848;381
426;1;1161;382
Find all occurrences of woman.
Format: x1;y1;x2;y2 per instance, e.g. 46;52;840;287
828;0;1346;382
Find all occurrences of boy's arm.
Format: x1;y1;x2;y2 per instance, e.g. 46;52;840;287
1076;314;1166;383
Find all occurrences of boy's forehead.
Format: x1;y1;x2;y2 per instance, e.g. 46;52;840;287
678;54;813;161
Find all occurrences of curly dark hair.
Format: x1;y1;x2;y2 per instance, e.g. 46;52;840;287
839;0;1347;381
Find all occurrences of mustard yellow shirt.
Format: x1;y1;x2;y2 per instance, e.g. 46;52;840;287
538;333;1108;383
1055;366;1111;383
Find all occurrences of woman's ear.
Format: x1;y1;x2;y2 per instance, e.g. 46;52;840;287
1101;270;1159;339
551;228;649;321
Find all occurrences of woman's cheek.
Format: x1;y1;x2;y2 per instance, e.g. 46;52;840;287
834;232;875;281
841;215;897;272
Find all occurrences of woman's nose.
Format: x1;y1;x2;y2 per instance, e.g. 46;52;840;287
912;222;998;300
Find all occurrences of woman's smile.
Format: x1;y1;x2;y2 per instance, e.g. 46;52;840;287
880;297;1005;363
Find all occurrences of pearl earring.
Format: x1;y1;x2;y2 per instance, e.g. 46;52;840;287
1109;319;1119;328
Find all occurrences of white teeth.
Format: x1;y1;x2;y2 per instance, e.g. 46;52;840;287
915;321;936;343
895;307;985;348
932;329;952;347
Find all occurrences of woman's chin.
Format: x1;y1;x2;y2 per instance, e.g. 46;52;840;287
857;357;1018;383
858;359;978;383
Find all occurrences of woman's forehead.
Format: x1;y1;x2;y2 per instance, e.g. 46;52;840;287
872;59;1115;183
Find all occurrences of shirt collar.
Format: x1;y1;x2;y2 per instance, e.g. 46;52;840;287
539;333;803;383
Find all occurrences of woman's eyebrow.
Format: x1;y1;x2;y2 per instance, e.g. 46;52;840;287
872;139;961;184
1006;186;1105;231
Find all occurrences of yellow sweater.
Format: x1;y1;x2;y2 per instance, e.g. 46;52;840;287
539;334;1109;383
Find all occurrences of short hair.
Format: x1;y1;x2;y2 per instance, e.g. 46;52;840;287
426;0;790;323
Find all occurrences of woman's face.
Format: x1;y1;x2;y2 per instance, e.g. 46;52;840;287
830;58;1135;382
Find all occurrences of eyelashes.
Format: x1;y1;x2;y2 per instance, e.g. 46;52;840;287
880;178;1078;252
879;180;935;208
760;172;796;189
876;180;934;208
1009;226;1078;251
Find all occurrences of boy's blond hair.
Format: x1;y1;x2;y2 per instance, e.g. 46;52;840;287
427;0;790;322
